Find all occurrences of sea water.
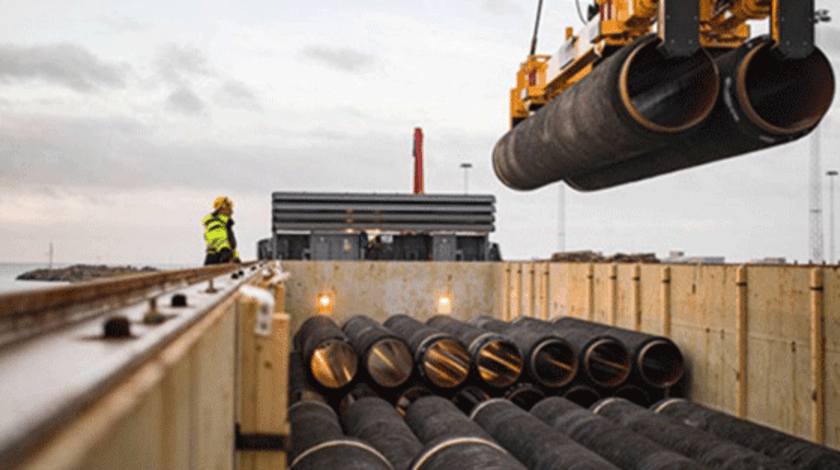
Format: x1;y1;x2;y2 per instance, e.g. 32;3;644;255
0;263;70;293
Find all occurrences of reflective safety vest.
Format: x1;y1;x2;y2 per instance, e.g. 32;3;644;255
203;212;232;254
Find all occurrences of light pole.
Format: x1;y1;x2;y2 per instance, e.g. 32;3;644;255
810;10;831;263
829;170;838;263
460;163;473;194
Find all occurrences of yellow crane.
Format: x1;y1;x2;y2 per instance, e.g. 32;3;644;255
495;0;834;191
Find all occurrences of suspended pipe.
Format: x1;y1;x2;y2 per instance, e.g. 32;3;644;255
654;398;840;469
553;317;683;388
493;34;720;191
530;397;704;470
471;398;621;470
289;400;393;470
452;386;492;415
343;315;414;389
560;384;602;408
289;350;328;405
383;315;471;390
593;397;794;470
427;315;523;388
566;37;835;190
405;396;528;470
341;396;424;470
294;315;359;390
503;383;546;411
472;316;578;388
514;317;631;387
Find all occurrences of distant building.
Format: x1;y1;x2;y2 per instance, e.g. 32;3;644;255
665;251;725;264
749;257;788;265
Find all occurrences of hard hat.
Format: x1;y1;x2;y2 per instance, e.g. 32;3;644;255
213;196;233;211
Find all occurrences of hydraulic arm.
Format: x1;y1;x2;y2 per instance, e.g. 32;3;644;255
496;0;833;191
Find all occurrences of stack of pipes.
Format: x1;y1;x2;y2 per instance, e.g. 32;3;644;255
289;314;840;469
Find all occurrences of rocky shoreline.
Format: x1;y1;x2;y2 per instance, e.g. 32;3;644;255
16;264;159;283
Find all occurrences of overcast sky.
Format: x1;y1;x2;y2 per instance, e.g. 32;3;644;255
1;0;840;265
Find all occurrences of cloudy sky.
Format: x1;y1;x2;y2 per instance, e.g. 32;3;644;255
1;0;839;265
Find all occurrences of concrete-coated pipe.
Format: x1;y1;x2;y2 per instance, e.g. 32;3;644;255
384;314;471;390
289;400;393;470
530;397;704;470
514;317;631;387
493;34;719;191
568;37;835;190
472;316;578;388
427;315;523;389
341;397;423;470
593;397;794;469
654;398;840;469
553;317;684;389
343;315;414;389
472;399;621;470
294;316;359;390
405;396;527;470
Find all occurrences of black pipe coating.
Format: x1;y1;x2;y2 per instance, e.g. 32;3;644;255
503;382;546;411
514;317;631;387
472;316;578;388
427;315;523;388
405;396;528;470
493;34;720;191
294;315;359;389
383;314;471;390
343;315;414;389
654;398;840;470
530;397;704;470
405;395;495;443
289;351;328;405
289;400;392;470
553;317;683;388
472;398;621;470
593;397;794;469
341;397;423;470
567;37;835;190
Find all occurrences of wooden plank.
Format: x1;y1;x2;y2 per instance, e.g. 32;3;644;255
537;263;550;320
661;266;672;336
632;264;642;331
238;297;258;470
522;263;534;318
255;314;290;470
160;350;192;470
811;268;826;444
744;266;812;438
735;265;748;418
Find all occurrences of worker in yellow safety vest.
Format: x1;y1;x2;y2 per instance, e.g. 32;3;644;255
203;196;240;265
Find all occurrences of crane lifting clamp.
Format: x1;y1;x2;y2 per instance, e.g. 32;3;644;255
508;0;819;128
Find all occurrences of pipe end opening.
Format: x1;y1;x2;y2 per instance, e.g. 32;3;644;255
311;339;358;389
584;339;631;387
423;338;471;389
739;42;835;134
638;340;684;388
532;339;578;388
476;340;523;388
367;338;414;388
621;38;720;133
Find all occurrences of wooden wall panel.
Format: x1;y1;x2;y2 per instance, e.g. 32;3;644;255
823;268;840;448
744;267;812;440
